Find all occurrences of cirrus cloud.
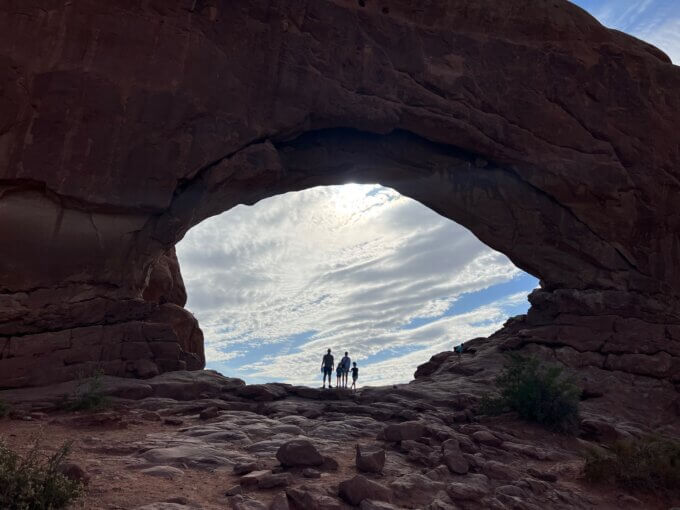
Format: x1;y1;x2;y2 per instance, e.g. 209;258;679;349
177;184;538;386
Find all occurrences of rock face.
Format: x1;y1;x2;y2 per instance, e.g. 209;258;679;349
0;0;679;387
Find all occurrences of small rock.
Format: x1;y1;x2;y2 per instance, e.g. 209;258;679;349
580;418;621;442
339;475;392;506
527;467;557;482
482;460;519;481
446;474;489;501
427;497;457;510
441;439;468;475
225;485;242;496
390;473;445;507
356;444;386;473
471;430;501;447
257;472;292;489
199;406;219;420
276;439;323;467
141;411;162;421
495;484;525;498
140;465;184;480
237;384;289;402
302;468;321;478
231;496;268;510
240;470;272;487
424;465;450;482
234;462;259;476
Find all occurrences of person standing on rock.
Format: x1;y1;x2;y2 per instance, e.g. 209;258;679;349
350;361;359;391
454;341;464;361
321;348;335;389
340;351;351;388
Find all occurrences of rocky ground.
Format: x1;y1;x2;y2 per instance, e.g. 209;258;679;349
1;347;679;510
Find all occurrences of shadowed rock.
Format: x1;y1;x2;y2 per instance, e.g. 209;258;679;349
276;440;324;467
356;444;386;474
339;475;392;506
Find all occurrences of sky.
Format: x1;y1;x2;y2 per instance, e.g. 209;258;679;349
177;185;538;386
176;1;679;387
570;0;680;63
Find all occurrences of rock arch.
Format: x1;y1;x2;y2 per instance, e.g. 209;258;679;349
1;0;679;388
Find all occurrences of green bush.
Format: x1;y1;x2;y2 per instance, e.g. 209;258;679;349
479;354;581;433
0;440;84;509
584;437;680;493
62;369;108;412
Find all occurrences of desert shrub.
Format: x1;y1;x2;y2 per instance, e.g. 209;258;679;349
479;354;580;433
0;440;83;509
62;369;107;412
584;437;680;493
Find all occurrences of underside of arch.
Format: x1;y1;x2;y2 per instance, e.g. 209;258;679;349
0;0;679;388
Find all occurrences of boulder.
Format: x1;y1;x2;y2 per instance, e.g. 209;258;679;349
382;421;426;442
339;475;392;506
276;440;324;467
287;487;342;510
356;444;386;473
472;431;502;447
269;493;290;510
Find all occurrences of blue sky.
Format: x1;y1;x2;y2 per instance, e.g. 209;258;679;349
176;2;679;387
178;185;538;386
571;0;680;63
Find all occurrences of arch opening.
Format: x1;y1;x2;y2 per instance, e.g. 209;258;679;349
176;183;539;386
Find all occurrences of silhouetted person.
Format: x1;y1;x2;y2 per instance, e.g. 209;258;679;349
350;361;359;391
321;348;334;388
340;351;351;388
336;363;343;388
454;341;464;362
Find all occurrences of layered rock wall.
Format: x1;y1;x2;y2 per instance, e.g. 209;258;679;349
1;0;679;387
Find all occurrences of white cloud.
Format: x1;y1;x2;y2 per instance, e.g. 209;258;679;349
177;184;536;385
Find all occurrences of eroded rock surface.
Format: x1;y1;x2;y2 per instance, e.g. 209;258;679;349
1;0;680;387
2;370;676;509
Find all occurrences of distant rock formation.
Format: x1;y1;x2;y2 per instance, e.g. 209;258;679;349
0;0;679;388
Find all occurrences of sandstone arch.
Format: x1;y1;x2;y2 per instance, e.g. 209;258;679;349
1;0;679;388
